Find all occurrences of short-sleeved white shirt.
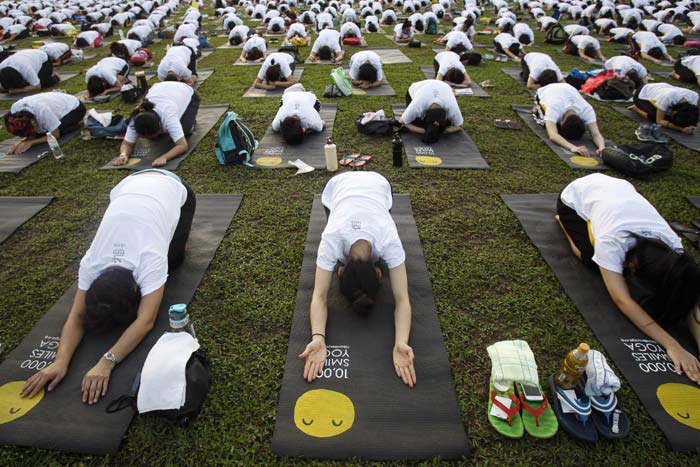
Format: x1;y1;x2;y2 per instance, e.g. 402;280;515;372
560;173;682;273
394;22;413;39
524;52;563;81
435;51;466;77
40;42;70;61
243;35;267;54
340;22;361;38
10;92;80;133
173;23;197;42
77;30;100;46
571;35;600;50
349;50;383;80
657;23;683;41
633;31;666;53
157;46;194;81
271;91;323;132
86;57;129;86
681;55;700;76
513;23;534;42
317;171;405;271
257;52;294;80
124;82;195;144
637;83;699;111
609;27;634;41
78;173;188;295
604;55;648;78
443;30;472;50
403;79;463;126
287;23;307;38
0;49;48;87
119;39;142;56
229;24;250;40
312;28;341;53
494;32;517;48
536;82;597;124
564;24;589;36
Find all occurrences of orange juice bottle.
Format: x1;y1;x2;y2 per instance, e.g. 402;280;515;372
554;343;590;390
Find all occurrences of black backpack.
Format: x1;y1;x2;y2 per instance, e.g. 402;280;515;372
594;77;635;101
602;144;673;177
545;23;567;44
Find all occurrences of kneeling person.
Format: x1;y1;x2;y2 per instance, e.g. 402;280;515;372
400;79;463;143
253;52;296;90
86;57;130;98
272;88;324;145
349;50;384;89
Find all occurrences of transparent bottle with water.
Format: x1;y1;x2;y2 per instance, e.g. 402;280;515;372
168;304;196;338
46;132;64;160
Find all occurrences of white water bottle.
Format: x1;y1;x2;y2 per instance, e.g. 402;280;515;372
324;137;338;171
46;132;64;160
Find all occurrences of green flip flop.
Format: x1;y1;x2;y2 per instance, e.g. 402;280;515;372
488;380;524;439
516;382;559;439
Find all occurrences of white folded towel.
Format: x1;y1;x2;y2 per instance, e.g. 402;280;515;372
137;332;200;413
88;108;112;127
584;349;621;397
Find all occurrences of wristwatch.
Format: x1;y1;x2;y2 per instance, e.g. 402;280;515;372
102;352;118;365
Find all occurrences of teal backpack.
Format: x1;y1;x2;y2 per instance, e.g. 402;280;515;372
214;111;258;166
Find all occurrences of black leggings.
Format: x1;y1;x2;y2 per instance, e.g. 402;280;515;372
38;59;59;88
186;46;198;75
180;91;201;137
556;194;596;269
520;59;530;81
673;58;697;84
633;88;657;123
57;102;87;136
168;179;196;271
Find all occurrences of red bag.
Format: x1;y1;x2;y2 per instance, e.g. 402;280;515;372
343;37;362;45
684;40;700;47
580;69;615;95
93;33;103;47
130;48;153;66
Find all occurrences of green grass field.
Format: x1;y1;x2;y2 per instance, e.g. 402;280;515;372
0;5;699;466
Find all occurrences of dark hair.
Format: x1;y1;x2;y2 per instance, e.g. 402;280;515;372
270;22;281;32
318;45;332;60
265;62;282;82
450;43;467;54
246;46;264;61
673;35;685;46
625;235;700;327
164;71;179;81
647;47;664;60
402;19;411;30
4;111;35;137
344;29;357;38
538;69;559;86
83;266;141;334
668;102;699;127
444;67;464;84
414;19;424;32
626;69;642;89
367;22;377;32
230;34;243;45
131;100;161;137
0;67;28;90
339;258;379;313
423;107;447;143
602;24;613;35
583;44;596;58
111;41;129;59
87;76;108;97
626;17;638;29
508;43;521;55
127;32;140;41
557;114;586;139
501;22;513;33
75;37;89;47
358;62;377;82
281;116;304;144
518;34;532;44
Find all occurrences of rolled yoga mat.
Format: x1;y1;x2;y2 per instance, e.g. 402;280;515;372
512;105;610;170
0;72;81;101
0;194;242;454
612;105;700;152
391;104;489;169
0;197;53;244
502;67;535;96
502;193;700;452
242;68;304;98
271;194;470;460
419;66;490;97
101;104;229;171
0;127;83;175
253;103;336;169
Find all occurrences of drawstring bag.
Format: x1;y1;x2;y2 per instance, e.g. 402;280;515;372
602;144;673;177
330;67;352;96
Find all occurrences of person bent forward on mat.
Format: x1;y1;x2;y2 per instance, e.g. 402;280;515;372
299;171;416;388
21;170;196;403
556;173;700;383
400;79;463;144
114;81;200;167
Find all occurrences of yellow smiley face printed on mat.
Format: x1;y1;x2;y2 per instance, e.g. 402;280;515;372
657;383;700;429
0;381;44;424
569;156;600;167
126;157;142;166
294;389;355;438
352;89;366;96
255;156;283;167
415;156;442;166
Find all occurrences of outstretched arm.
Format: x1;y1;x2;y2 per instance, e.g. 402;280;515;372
298;267;331;382
389;262;415;387
546;120;591;156
587;122;605;155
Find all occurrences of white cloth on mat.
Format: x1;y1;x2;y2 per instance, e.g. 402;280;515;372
137;332;200;413
584;349;621;397
487;339;539;390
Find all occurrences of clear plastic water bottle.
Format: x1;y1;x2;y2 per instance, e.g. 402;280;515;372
168;304;196;338
46;132;64;160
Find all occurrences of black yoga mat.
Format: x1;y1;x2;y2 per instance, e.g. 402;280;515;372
502;67;535;96
689;196;700;209
612;105;700;152
502;193;700;452
391;104;488;169
0;72;81;101
74;72;157;103
512;105;609;170
242;68;304;97
253;103;336;169
101;104;228;170
419;66;490;97
343;67;396;96
0;197;53;244
271;195;470;460
0;127;83;175
0;194;242;454
369;48;411;64
193;68;214;89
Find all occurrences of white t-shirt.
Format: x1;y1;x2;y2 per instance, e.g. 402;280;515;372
494;32;517;49
119;39;142;56
393;23;413;39
681;55;700;76
538;16;557;29
641;19;661;32
6;24;26;35
513;23;534;42
312;28;341;53
128;25;153;42
157;46;194;81
595;18;617;30
243;35;267;54
340;22;361;38
86;57;129;86
317;171;405;271
604;55;648;78
536;83;596;124
637;83;699;111
349;50;383;81
125;82;195;144
287;23;307;38
609;27;634;41
268;17;285;32
257;52;294;80
404;79;463;126
174;23;198;42
271;91;323;132
10;92;80;133
570;35;600;50
78;173;188;295
317;12;333;29
443;31;472;50
560;173;682;273
524;52;563;81
657;23;683;42
229;24;250;40
633;31;666;53
564;24;589;36
0;49;48;87
434;51;466;77
77;30;100;46
40;42;70;61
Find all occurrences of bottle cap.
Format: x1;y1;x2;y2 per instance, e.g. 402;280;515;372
169;303;187;320
576;343;590;355
326;137;333;145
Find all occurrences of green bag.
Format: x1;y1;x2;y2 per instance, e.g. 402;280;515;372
330;67;352;96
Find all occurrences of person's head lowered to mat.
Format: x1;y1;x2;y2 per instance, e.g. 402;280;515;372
555;173;700;383
20;170;196;404
298;172;417;388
